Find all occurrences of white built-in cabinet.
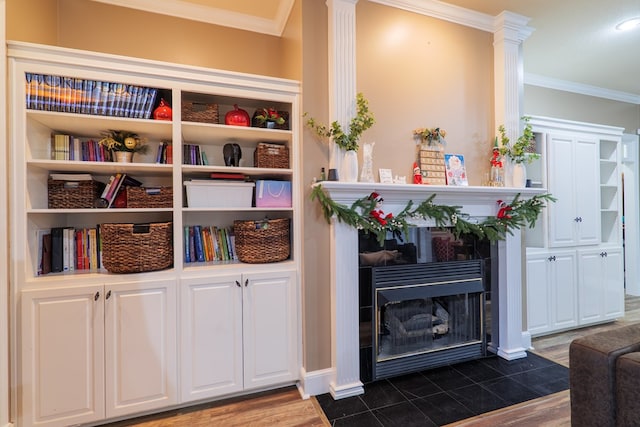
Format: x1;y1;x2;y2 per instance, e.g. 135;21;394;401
525;116;624;337
20;279;177;427
9;42;301;427
180;270;298;402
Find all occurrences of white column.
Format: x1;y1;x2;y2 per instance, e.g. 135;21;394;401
495;232;528;360
329;220;363;398
493;11;533;140
491;12;532;360
326;0;364;399
326;0;358;172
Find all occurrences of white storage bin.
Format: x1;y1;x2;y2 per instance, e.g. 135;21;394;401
184;180;255;208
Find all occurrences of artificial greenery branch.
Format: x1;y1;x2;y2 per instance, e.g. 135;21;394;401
311;185;555;245
304;93;375;152
498;116;541;164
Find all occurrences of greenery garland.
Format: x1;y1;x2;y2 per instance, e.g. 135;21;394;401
311;185;555;245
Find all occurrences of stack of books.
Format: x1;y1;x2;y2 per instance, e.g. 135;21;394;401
184;225;236;263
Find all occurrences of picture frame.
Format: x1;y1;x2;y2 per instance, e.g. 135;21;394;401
379;168;393;184
444;154;469;186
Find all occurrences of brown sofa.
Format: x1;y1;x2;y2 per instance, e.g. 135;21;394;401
569;324;640;427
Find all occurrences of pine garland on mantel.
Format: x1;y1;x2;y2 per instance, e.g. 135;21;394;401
311;185;555;245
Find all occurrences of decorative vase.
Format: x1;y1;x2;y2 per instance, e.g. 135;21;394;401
114;151;133;163
360;142;375;183
341;150;359;182
505;159;527;187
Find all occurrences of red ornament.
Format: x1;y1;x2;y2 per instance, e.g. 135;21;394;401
153;98;172;121
225;104;250;127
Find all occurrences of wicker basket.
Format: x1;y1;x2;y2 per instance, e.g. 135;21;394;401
254;143;289;169
48;179;103;209
233;218;290;263
182;101;219;124
126;186;173;208
101;222;173;273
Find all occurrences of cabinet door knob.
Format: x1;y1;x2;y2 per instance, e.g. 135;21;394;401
600;252;608;257
106;290;112;299
574;217;583;222
244;279;249;287
235;280;241;288
94;291;100;301
548;256;556;262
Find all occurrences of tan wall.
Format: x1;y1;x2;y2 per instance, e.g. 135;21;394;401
356;2;495;186
8;0;290;79
525;85;640;134
300;1;331;372
7;0;57;44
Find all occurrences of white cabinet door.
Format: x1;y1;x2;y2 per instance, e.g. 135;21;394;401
574;138;601;245
180;274;243;402
547;134;600;247
526;250;577;336
243;270;298;389
105;279;177;418
526;254;552;336
20;286;105;427
578;247;625;325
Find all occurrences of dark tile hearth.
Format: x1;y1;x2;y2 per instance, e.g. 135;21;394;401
316;352;568;427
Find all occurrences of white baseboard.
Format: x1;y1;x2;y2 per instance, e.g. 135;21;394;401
297;367;332;399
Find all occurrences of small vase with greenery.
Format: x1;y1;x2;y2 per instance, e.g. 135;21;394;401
98;130;149;154
497;117;540;164
255;107;286;128
304;92;375;152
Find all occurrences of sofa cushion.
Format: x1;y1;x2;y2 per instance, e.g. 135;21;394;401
616;352;640;427
569;324;640;427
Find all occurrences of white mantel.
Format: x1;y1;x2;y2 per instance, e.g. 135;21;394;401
319;181;545;399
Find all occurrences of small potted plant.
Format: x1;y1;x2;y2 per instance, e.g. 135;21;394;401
98;130;149;162
255;107;286;129
497;117;540;187
304;93;375;182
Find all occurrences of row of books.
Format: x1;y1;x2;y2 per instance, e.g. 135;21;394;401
36;227;101;275
51;134;112;162
155;141;173;164
185;225;236;263
25;72;158;119
183;144;209;166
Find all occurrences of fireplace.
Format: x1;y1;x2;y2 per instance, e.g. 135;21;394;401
320;182;544;400
360;255;487;382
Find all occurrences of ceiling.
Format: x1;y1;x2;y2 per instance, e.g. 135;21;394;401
93;0;640;104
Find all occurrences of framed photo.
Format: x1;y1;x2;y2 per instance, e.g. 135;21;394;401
444;154;468;186
379;168;393;184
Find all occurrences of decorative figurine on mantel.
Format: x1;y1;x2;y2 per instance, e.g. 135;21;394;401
489;137;504;186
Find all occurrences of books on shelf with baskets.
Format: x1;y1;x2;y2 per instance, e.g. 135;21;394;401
184;225;237;263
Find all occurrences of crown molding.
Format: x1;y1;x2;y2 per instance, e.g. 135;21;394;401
525;73;640;105
90;0;294;36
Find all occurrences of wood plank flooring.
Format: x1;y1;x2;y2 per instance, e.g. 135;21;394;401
105;296;640;427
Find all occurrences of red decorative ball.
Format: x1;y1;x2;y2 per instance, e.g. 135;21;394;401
153;98;172;121
225;104;250;127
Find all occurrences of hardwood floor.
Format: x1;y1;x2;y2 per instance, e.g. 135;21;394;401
107;296;640;427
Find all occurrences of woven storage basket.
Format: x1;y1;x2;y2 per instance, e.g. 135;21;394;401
233;218;290;263
182;101;219;124
101;222;173;273
48;179;103;209
254;143;289;169
126;186;173;208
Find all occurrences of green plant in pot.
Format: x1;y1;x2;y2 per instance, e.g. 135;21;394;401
255;107;285;128
497;117;540;187
497;117;540;164
304;92;375;152
98;129;150;162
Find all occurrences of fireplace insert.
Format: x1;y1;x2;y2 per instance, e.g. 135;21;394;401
360;260;486;382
